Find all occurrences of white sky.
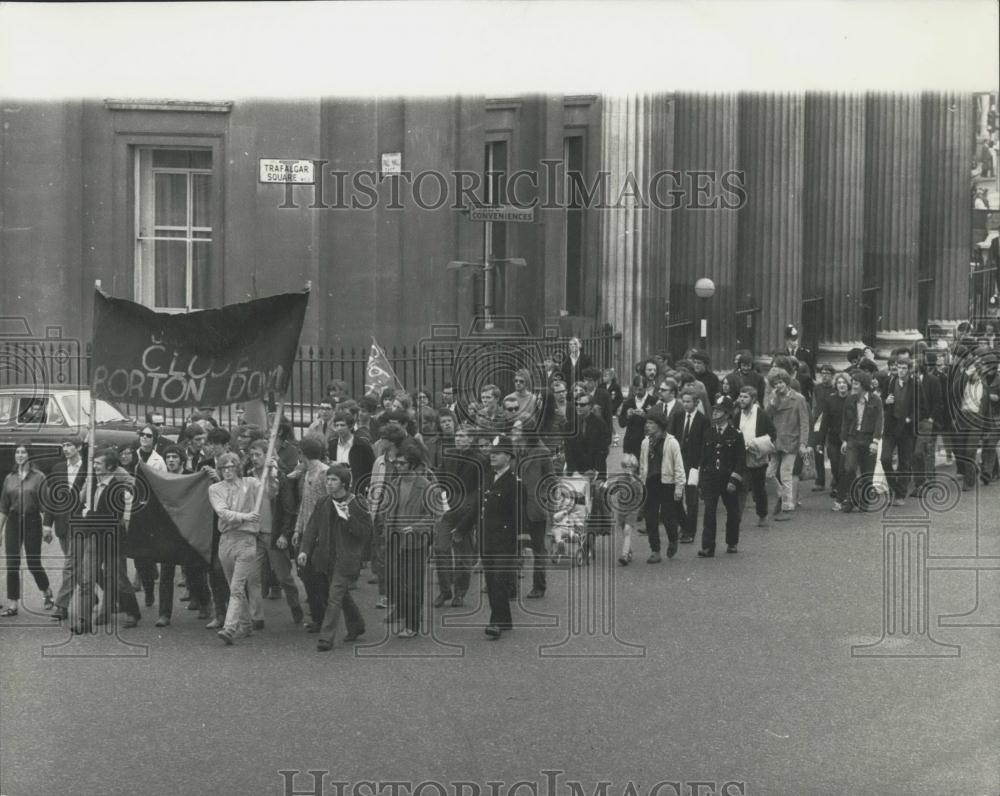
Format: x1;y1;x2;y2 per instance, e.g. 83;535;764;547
0;0;997;98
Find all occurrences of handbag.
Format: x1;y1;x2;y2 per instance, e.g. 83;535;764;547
799;448;817;481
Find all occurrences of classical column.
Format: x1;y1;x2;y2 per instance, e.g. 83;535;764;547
921;91;973;335
804;93;866;369
864;93;923;357
737;93;805;362
599;94;672;373
670;93;740;369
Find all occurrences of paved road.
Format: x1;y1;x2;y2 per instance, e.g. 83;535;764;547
1;461;998;796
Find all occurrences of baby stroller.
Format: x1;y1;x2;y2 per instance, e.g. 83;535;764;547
548;474;595;567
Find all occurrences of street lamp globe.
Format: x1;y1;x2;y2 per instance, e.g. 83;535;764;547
694;277;716;299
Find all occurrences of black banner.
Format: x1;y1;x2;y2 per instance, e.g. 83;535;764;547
91;288;309;408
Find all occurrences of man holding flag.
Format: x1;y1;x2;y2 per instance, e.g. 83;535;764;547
91;285;310;639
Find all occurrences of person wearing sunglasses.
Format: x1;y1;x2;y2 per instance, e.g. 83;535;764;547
563;395;609;478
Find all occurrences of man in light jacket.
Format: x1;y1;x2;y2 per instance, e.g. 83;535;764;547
766;370;810;520
638;410;685;563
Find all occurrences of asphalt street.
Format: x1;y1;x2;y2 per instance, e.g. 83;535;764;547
1;459;998;796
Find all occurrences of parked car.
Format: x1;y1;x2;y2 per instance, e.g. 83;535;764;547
0;386;179;479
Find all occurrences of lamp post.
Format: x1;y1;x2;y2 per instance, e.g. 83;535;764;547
694;277;716;350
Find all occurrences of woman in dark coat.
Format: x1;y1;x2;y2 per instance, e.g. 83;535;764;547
0;442;52;615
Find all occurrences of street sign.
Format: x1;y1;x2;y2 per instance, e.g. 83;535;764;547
381;152;402;176
469;205;534;223
258;159;315;184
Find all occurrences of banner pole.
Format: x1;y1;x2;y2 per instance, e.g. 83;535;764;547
253;393;286;514
85;279;102;508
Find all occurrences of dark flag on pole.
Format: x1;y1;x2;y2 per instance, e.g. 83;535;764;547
91;287;309;408
365;337;404;396
124;463;214;565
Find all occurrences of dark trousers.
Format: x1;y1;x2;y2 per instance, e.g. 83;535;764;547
953;415;985;488
158;563;211;619
813;448;826;487
4;511;50;600
910;421;936;490
680;483;699;539
523;519;547;592
433;523;477;599
83;531;140;619
397;545;427;632
300;566;328;625
182;563;209;608
840;440;877;508
483;559;513;629
134;557;158;593
315;571;364;644
881;432;916;498
445;532;475;599
982;431;1000;481
739;466;769;519
700;478;741;550
208;557;230;620
642;478;681;553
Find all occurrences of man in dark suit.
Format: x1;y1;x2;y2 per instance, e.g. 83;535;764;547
559;337;593;393
911;348;946;496
328;410;375;498
77;447;141;632
581;367;614;448
839;371;883;512
471;436;527;640
297;463;371;651
881;357;920;505
563;393;609;478
41;435;89;621
672;388;708;543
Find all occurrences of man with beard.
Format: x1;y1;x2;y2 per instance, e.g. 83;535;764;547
736;386;776;526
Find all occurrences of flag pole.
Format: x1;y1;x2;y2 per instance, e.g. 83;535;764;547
253;282;307;513
253;393;286;514
85;279;101;507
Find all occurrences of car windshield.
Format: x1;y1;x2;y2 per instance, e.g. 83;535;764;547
60;393;129;425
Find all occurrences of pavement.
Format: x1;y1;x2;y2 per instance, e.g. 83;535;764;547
1;456;998;796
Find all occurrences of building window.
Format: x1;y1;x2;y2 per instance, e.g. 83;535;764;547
564;134;585;316
134;148;214;311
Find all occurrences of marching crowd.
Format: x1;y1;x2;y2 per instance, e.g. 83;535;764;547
1;324;999;650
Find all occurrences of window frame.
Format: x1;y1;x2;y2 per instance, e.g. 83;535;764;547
124;136;224;313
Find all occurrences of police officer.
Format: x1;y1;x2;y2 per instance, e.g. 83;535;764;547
697;397;746;557
477;435;527;640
